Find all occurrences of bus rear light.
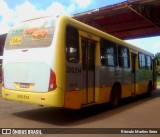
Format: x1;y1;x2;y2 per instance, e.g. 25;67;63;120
41;98;45;100
5;93;11;97
48;69;57;91
72;87;79;91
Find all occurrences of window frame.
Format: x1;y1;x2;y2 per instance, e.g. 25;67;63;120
100;38;117;67
146;55;152;70
66;25;79;63
118;45;130;68
138;52;146;70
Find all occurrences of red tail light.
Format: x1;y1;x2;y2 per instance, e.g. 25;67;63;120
48;69;57;91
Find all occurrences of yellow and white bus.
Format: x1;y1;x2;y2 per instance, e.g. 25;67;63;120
2;15;157;109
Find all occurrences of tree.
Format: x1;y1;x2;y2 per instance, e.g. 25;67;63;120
155;52;160;75
155;52;160;65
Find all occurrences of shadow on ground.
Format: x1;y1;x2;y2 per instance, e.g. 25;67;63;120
13;89;160;126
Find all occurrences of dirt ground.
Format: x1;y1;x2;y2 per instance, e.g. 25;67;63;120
0;86;160;137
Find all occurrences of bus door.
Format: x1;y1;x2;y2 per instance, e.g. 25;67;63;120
82;39;95;104
131;53;136;95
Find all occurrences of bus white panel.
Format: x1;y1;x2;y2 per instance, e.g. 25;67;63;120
4;62;50;92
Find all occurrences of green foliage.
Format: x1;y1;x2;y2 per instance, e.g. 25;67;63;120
155;52;160;75
157;76;160;85
155;52;160;65
157;66;160;75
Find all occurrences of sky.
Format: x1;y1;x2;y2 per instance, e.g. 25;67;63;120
0;0;160;55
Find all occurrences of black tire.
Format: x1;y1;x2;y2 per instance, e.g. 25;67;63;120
110;85;121;108
146;82;152;96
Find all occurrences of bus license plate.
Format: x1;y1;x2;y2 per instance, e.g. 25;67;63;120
17;94;30;100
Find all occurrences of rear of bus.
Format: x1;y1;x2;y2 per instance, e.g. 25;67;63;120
2;16;67;107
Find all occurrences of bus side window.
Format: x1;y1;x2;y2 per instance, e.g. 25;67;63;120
146;55;152;70
66;25;79;63
100;38;117;67
138;53;146;69
118;45;130;68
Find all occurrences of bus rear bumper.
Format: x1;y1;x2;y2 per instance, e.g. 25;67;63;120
2;86;64;107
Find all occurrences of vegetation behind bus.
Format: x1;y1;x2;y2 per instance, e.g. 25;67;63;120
155;52;160;85
155;52;160;75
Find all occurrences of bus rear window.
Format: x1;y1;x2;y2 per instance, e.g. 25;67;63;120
5;17;56;50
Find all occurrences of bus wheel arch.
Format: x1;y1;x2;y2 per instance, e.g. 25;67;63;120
110;82;122;108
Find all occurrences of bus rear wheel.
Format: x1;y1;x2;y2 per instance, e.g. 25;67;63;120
110;85;121;108
146;82;152;96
